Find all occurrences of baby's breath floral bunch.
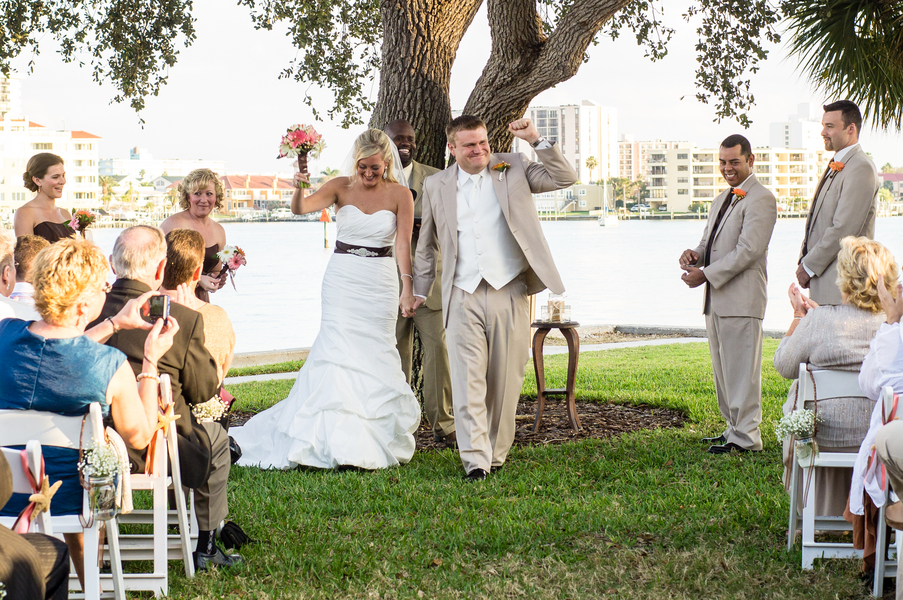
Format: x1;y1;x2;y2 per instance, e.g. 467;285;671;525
78;442;121;478
192;397;228;423
774;409;821;442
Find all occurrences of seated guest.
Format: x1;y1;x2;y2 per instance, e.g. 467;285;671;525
161;228;236;384
0;238;178;590
0;228;39;321
773;236;895;521
89;225;243;570
11;234;50;304
854;261;903;569
0;451;71;600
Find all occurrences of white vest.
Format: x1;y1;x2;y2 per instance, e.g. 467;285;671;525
453;167;529;294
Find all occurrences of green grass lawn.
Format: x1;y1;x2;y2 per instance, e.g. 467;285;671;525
160;339;877;599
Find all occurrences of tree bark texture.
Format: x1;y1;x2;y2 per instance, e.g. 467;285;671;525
371;0;482;169
371;0;632;162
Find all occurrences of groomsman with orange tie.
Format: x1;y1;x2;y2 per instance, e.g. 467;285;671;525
797;100;879;305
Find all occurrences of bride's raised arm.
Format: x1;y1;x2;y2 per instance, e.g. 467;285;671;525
291;174;342;215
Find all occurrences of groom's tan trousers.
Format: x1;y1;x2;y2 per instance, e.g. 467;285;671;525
446;275;531;473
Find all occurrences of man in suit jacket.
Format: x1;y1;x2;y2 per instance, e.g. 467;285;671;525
797;100;879;305
386;119;456;444
90;225;242;570
680;134;777;454
406;115;577;480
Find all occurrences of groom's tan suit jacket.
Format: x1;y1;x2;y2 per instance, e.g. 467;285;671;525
413;146;573;325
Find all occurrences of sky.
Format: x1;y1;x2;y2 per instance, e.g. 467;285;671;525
14;2;903;176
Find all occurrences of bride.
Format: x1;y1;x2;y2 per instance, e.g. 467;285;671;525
231;129;421;470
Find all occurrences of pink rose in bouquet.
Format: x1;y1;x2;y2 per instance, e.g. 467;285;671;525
216;245;247;290
278;124;324;188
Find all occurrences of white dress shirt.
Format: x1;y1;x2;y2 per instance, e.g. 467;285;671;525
0;294;39;321
453;166;528;294
9;281;34;305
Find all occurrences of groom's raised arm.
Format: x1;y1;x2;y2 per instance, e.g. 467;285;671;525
522;144;578;193
413;180;439;299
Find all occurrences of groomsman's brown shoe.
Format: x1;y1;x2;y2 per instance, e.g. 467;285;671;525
886;501;903;530
438;431;457;448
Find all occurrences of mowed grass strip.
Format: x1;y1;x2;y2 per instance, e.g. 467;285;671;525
159;339;873;599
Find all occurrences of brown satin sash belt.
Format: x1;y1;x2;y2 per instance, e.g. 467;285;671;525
334;241;393;258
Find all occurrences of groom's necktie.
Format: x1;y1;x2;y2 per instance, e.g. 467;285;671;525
703;191;735;267
467;174;482;208
800;165;833;262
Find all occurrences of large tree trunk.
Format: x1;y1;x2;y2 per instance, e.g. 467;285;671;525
371;0;482;169
465;0;632;152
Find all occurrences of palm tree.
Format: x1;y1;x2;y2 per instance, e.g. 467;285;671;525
100;176;117;210
320;168;341;183
584;156;598;184
785;1;903;129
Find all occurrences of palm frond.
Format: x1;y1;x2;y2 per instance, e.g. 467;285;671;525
783;0;903;130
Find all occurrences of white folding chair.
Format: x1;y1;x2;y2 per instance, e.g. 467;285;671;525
787;363;865;569
0;402;125;600
116;374;195;597
1;441;53;534
872;385;902;596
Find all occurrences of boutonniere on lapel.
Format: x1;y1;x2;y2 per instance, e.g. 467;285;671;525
730;188;747;206
828;160;845;178
493;161;511;181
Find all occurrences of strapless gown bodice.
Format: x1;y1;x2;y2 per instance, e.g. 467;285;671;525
335;204;396;248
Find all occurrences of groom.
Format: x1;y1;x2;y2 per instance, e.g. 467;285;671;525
407;115;577;480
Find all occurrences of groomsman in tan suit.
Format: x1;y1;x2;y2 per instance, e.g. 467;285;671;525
797;100;879;305
406;115;577;480
386;119;455;444
680;134;777;454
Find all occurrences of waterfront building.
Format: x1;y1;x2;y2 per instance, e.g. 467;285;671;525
769;104;823;151
0;76;22;119
644;145;830;213
883;173;903;201
0;117;102;216
99;147;225;180
220;174;296;214
511;100;618;185
618;135;691;182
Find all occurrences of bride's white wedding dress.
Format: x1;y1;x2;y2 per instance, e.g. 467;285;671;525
231;204;421;470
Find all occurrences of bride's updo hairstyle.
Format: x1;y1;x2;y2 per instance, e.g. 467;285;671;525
348;129;399;186
23;153;65;192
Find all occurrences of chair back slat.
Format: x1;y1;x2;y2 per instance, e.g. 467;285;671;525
0;446;35;495
797;363;866;402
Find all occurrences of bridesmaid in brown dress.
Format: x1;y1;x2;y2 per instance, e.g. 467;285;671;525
14;153;75;244
160;169;227;302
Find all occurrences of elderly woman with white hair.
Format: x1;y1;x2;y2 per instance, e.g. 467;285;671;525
0;228;38;321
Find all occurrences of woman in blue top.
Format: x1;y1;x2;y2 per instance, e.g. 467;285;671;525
0;237;180;590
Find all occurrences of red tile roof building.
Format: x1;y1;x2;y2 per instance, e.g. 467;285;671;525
220;174;296;213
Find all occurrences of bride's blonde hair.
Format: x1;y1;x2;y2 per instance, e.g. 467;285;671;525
347;129;398;186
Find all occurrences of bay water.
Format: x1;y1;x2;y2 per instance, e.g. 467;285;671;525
90;217;903;353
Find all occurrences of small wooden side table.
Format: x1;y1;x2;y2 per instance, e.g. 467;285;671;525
530;321;580;432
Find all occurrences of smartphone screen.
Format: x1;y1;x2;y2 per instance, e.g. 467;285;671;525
141;295;170;325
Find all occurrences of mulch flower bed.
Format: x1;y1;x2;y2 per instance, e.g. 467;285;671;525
230;398;687;452
416;398;687;452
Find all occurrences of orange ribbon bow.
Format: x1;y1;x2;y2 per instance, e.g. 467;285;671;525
144;404;181;476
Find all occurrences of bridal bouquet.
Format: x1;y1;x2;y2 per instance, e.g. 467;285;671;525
216;245;247;290
67;209;97;234
277;124;324;188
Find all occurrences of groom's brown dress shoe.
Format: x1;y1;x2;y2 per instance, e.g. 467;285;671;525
464;468;488;482
708;442;757;454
